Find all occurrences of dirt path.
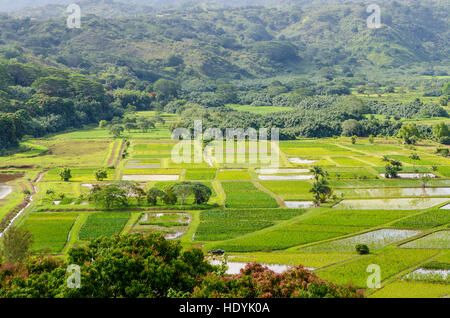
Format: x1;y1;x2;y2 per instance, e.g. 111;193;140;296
106;140;119;166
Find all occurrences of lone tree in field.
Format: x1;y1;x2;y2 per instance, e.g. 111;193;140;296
0;226;34;265
59;167;72;182
95;169;108;181
309;178;333;207
384;158;403;178
409;153;420;171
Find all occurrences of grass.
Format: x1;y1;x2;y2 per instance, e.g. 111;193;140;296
222;182;279;208
211;224;365;252
317;248;438;288
303;229;421;252
21;213;78;253
216;170;251;180
301;209;416;227
369;281;450;298
195;209;304;241
392;209;450;229
78;212;131;240
184;168;217;180
401;231;449;249
259;180;313;200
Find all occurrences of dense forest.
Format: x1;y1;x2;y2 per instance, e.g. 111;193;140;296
0;0;449;150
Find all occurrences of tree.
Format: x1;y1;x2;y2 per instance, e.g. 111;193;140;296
109;124;124;138
94;169;108;181
192;263;362;298
162;185;178;205
341;119;363;137
409;153;420;171
137;117;155;133
191;183;212;205
310;165;325;181
60;234;214;298
89;185;128;209
397;124;421;144
0;226;33;265
147;187;164;206
153;79;179;101
99;120;107;128
384;159;402;178
59;167;72;182
432;122;450;141
173;182;193;205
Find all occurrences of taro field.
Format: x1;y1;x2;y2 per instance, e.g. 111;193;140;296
0;112;449;297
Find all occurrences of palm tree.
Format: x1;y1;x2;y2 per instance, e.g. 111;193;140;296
409;153;420;172
310;165;325;181
309;179;332;206
381;155;390;163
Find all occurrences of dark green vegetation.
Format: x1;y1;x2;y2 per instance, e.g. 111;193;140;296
1;0;449;149
0;233;361;298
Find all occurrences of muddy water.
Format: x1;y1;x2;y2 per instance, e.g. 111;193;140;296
0;185;12;199
288;158;317;164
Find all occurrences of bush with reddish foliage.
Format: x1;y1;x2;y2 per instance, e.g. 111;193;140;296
192;263;363;298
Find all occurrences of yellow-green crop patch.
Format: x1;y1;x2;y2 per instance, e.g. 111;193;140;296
317;248;438;288
78;212;131;240
222;182;279;208
21;213;78;253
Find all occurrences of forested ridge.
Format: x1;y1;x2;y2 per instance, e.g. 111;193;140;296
0;0;449;150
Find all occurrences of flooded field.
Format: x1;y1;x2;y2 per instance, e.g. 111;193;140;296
401;231;449;249
132;212;190;240
284;201;315;209
336;187;450;198
288;158;317;164
404;269;449;282
303;229;421;252
0;185;12;200
379;173;436;179
334;198;450;210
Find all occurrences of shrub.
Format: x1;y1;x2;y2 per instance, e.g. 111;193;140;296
355;244;370;255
